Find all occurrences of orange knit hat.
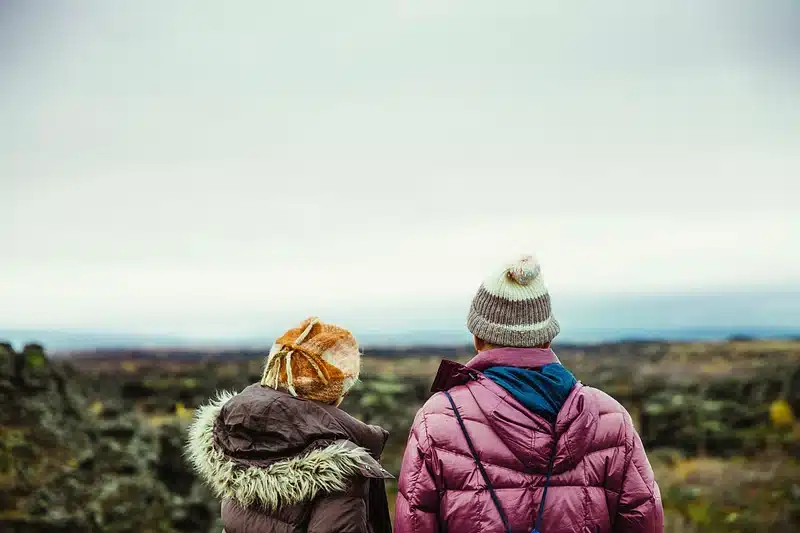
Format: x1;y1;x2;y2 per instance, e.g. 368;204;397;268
260;317;361;404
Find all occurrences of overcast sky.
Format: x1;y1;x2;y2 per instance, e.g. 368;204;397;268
1;1;799;339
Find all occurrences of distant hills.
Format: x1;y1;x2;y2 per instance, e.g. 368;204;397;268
0;330;194;353
4;287;799;352
2;326;798;354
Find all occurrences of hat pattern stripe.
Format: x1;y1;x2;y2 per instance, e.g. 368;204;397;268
470;287;553;326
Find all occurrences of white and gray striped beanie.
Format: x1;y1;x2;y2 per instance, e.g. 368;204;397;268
467;255;560;347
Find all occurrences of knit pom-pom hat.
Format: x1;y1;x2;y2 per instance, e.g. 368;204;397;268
261;317;361;404
467;254;560;347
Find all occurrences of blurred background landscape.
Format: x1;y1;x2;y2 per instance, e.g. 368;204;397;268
2;0;799;532
2;339;799;532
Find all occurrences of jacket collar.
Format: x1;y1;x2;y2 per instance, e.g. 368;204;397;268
431;347;560;392
467;347;560;371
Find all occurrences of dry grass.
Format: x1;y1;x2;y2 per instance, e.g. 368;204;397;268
651;453;800;531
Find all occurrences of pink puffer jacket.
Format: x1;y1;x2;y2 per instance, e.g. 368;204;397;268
395;348;663;533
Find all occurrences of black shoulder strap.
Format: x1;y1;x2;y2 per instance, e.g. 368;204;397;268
444;390;512;533
532;433;557;533
444;390;558;533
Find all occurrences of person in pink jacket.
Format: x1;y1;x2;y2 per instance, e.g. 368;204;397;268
395;255;664;533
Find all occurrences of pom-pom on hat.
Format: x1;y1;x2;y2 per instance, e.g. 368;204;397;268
261;317;361;404
467;254;560;347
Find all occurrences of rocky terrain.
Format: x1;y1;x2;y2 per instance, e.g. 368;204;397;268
1;340;799;532
0;343;222;533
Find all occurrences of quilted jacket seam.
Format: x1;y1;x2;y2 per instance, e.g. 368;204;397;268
612;420;635;530
432;446;526;476
431;412;496;431
631;450;656;499
431;446;618;492
437;484;614;492
582;457;590;533
430;441;626;477
407;410;434;533
418;408;433;454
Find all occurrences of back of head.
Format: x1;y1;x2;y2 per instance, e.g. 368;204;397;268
467;254;560;347
261;316;361;404
188;318;391;526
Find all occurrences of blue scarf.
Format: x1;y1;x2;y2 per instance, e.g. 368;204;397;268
483;363;577;423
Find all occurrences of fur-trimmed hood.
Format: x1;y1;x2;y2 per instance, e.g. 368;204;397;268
186;384;391;510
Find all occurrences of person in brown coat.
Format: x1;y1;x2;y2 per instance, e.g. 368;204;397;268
187;317;393;533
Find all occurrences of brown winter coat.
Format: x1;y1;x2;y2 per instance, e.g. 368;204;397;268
187;383;393;533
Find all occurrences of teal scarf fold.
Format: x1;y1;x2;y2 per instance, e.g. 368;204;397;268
483;363;577;423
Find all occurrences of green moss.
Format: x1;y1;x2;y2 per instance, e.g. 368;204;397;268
25;351;46;370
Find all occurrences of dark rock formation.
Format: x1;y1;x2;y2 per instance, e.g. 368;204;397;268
0;343;221;533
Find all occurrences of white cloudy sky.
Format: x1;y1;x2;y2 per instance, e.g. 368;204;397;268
1;1;799;339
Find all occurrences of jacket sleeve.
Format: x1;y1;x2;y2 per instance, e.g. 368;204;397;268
308;479;369;533
394;407;439;533
614;415;664;533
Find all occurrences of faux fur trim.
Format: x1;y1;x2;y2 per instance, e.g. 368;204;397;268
185;390;391;509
